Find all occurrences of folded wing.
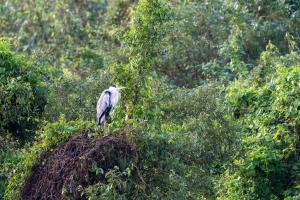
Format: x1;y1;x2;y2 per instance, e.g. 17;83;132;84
96;91;111;125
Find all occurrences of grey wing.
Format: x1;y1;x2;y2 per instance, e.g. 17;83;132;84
96;91;110;124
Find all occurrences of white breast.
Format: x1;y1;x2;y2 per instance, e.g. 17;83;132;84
109;87;120;108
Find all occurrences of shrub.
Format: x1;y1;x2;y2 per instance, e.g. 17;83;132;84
0;39;47;140
217;47;300;199
0;136;23;199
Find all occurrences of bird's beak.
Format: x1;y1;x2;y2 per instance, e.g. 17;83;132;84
117;86;126;91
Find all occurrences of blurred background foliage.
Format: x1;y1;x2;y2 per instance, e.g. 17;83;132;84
0;0;300;199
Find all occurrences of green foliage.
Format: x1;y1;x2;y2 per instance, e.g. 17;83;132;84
0;136;23;199
108;78;239;199
86;166;136;200
124;0;300;87
154;0;232;86
108;2;240;198
110;0;174;129
0;39;47;140
1;0;300;199
0;0;110;75
225;0;298;61
217;49;300;199
107;0;134;26
159;84;239;167
123;0;173;62
44;69;112;122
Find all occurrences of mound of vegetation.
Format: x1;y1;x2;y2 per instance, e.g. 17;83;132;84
21;134;137;200
4;119;144;200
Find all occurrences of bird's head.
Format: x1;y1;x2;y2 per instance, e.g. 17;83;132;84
111;84;126;92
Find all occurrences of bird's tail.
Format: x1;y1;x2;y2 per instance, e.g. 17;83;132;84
98;116;106;125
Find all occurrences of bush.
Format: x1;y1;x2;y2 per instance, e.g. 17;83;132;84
217;46;300;199
0;136;23;199
0;39;47;140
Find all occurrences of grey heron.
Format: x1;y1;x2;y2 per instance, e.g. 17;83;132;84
96;84;125;125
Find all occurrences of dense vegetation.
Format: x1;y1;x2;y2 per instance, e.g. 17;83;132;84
0;0;299;199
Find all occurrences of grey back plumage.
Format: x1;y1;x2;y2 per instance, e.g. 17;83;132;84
96;90;110;125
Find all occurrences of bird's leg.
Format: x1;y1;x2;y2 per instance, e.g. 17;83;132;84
103;124;109;136
103;115;112;136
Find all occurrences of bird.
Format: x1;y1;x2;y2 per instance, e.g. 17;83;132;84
96;84;125;125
